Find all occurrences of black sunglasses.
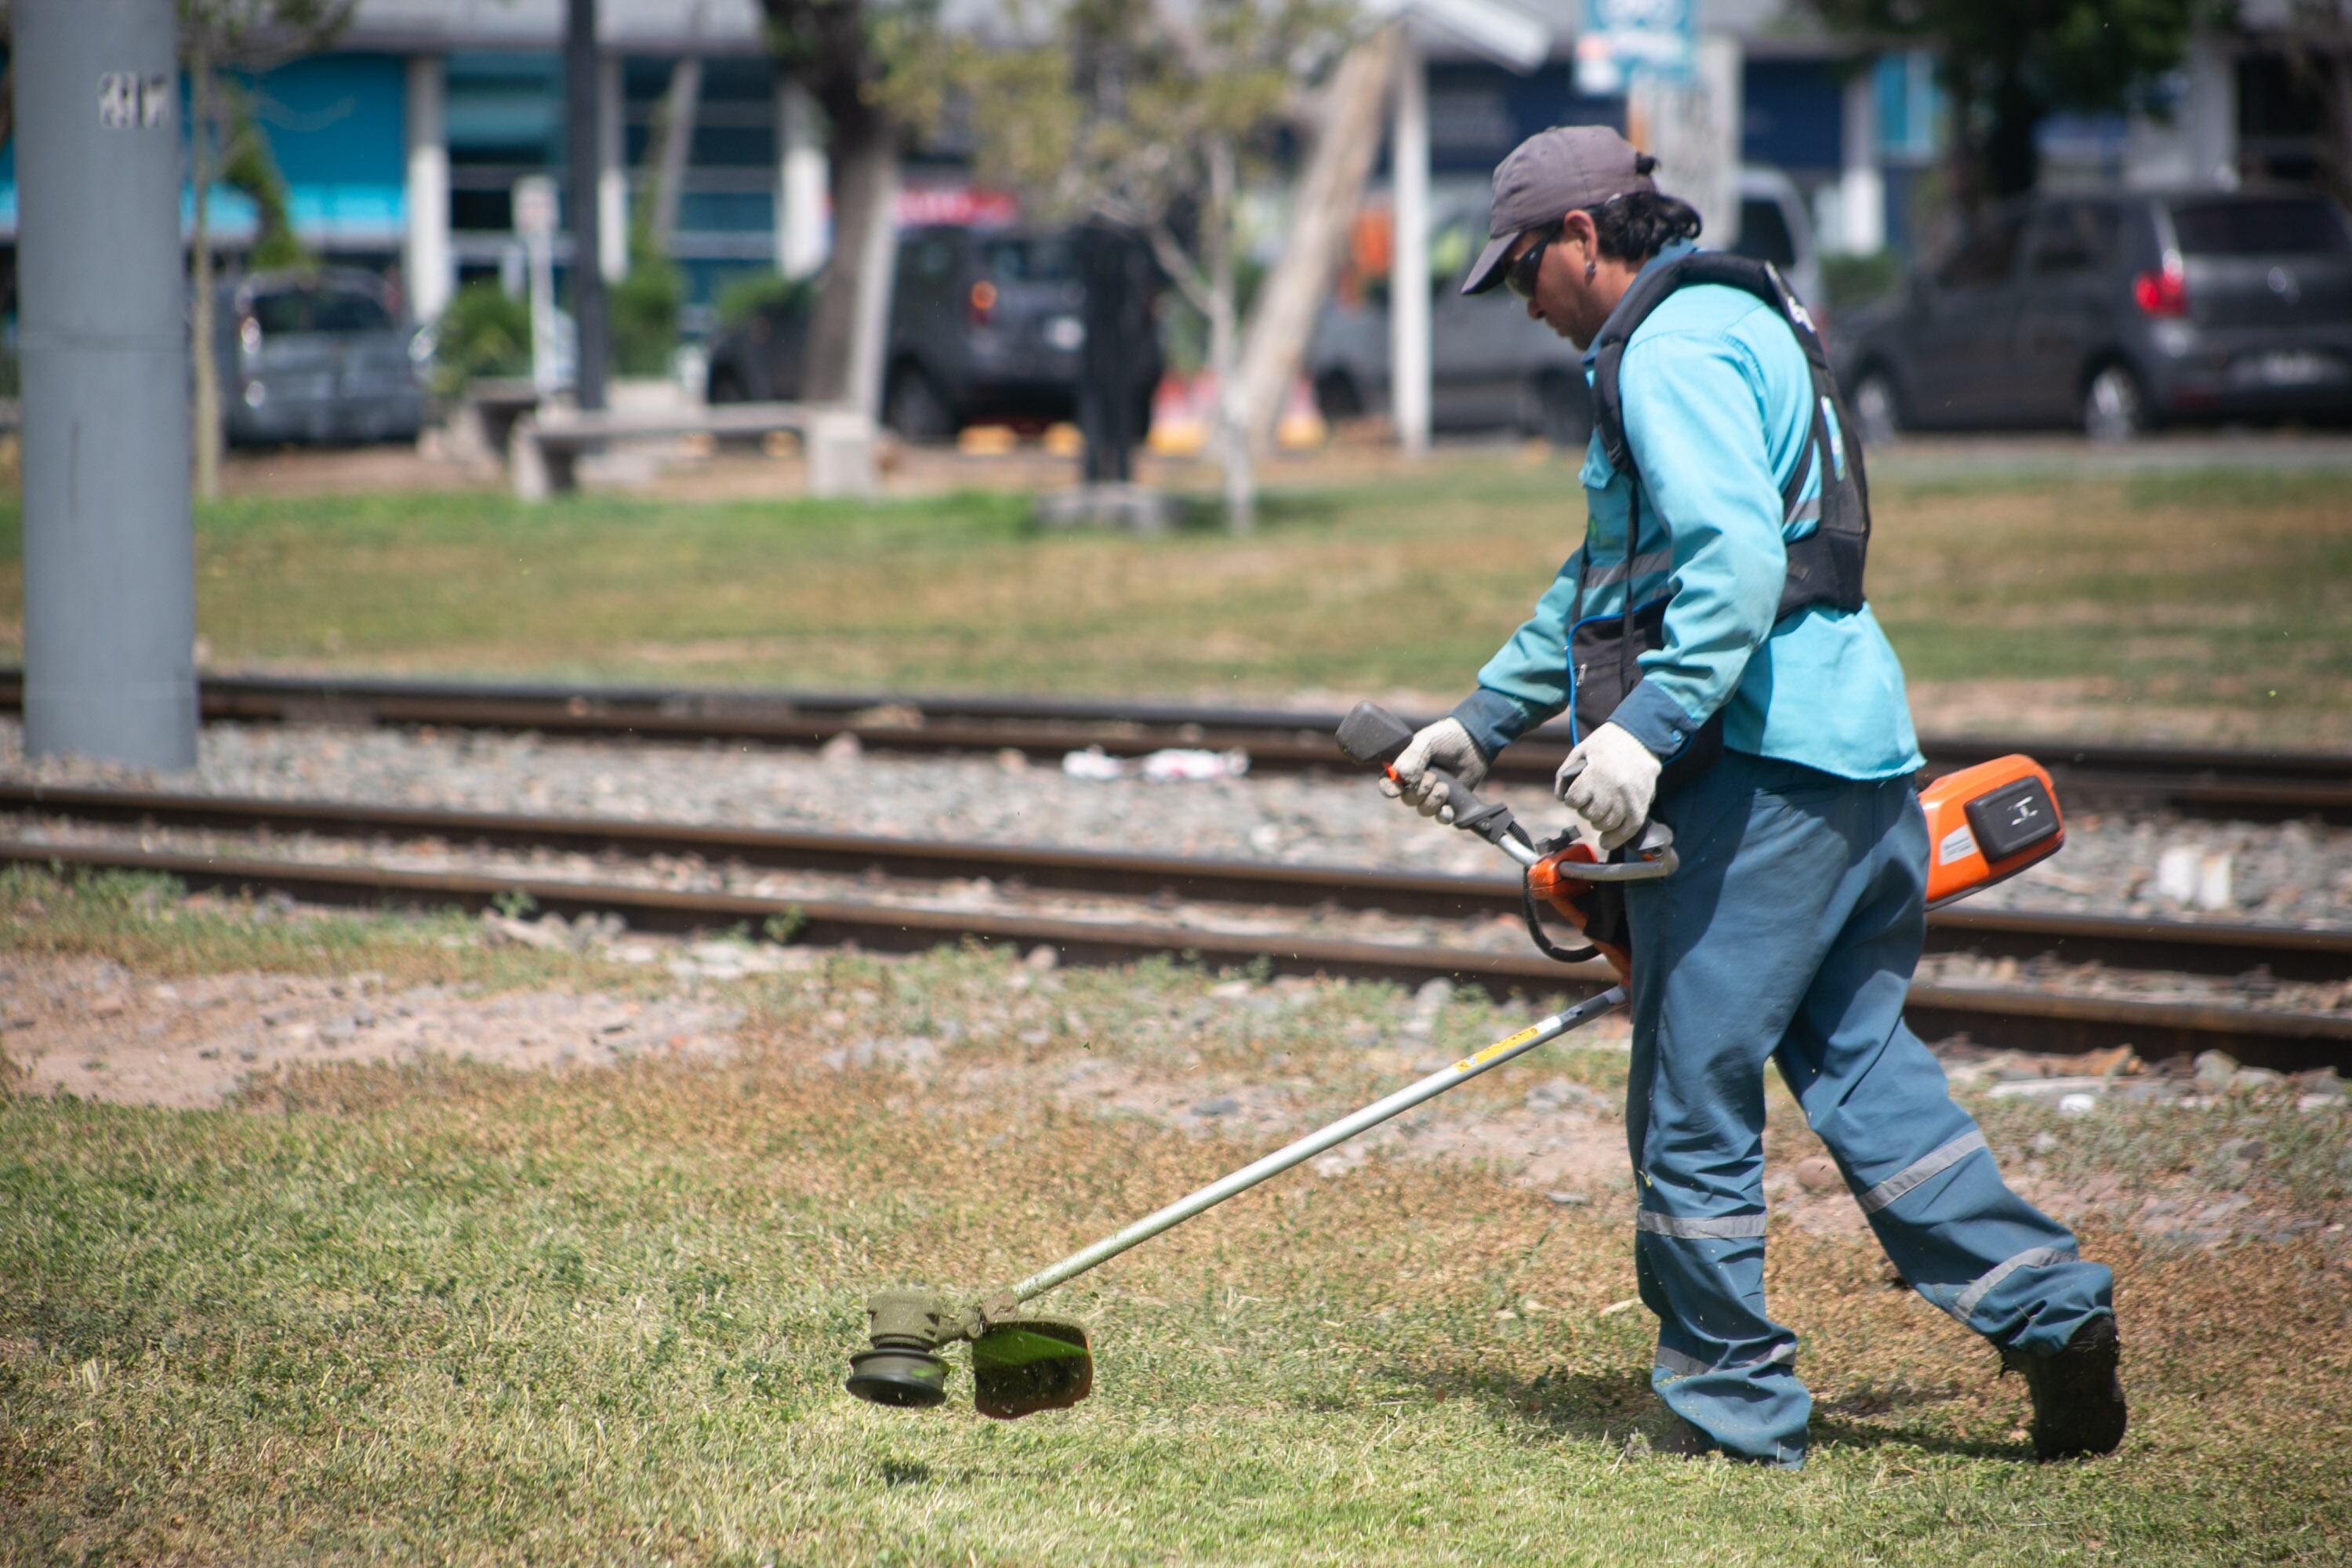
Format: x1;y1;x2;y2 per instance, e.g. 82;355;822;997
1504;229;1556;299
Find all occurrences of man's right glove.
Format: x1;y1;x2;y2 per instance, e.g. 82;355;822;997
1379;717;1489;824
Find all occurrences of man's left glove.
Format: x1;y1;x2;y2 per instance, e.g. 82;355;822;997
1555;722;1661;851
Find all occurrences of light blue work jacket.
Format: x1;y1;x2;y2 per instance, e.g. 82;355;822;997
1452;243;1924;782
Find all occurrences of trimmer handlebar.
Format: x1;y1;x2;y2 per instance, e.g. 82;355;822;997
1333;702;1526;852
1335;701;1676;878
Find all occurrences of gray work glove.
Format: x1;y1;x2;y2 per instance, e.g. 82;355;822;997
1380;717;1488;824
1555;721;1661;851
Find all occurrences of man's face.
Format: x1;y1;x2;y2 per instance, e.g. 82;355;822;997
1504;219;1601;348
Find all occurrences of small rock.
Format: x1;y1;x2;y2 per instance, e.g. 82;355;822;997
994;747;1029;773
1024;945;1059;972
2219;1138;2266;1165
818;732;864;765
89;993;129;1019
1412;978;1454;1014
481;911;570;951
1795;1155;1840;1192
2193;1049;2241;1089
2232;1065;2287;1090
2029;1132;2061;1156
1192;1097;1240;1118
1544;1190;1592;1207
2057;1093;2100;1116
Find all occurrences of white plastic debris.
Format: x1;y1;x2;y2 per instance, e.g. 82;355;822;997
2155;845;2199;903
2196;851;2234;912
1060;745;1251;782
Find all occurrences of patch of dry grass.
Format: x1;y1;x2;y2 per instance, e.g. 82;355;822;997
5;880;2350;1563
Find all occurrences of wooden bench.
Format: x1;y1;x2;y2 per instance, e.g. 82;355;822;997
506;401;877;500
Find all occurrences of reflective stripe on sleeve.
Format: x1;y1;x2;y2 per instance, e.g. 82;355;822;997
1857;1130;1990;1214
1636;1210;1767;1240
1954;1245;2078;1323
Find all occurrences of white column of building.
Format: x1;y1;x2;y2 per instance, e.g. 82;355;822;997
598;53;628;280
1390;31;1430;457
775;75;829;278
404;54;453;323
1838;64;1886;256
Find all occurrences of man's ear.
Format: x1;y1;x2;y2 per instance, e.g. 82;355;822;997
1558;210;1599;265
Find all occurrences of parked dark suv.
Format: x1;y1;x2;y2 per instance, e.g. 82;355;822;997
705;225;1161;441
1836;189;2352;441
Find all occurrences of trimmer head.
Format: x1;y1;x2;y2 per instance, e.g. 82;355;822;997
844;1290;1094;1420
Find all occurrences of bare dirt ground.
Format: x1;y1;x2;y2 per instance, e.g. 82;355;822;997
2;950;742;1109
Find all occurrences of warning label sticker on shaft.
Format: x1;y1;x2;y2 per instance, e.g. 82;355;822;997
1454;1023;1545;1074
1938;826;1977;866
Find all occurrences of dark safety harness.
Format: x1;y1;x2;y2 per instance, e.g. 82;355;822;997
1570;252;1873;789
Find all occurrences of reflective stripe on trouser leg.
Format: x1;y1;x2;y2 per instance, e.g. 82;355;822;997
1766;779;2114;1357
1635;1229;1808;1470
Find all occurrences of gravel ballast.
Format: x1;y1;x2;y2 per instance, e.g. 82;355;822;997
5;718;2349;930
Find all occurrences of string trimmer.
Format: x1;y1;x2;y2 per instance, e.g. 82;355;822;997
843;702;2067;1419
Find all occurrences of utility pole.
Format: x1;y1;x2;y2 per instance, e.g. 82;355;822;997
14;0;198;768
564;0;608;409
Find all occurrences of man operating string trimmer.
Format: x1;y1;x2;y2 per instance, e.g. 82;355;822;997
1383;127;2125;1467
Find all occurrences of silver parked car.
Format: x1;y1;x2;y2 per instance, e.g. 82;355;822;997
1307;168;1821;445
214;268;424;445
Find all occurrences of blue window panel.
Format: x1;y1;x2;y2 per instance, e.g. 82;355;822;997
1742;59;1843;173
1411;61;1625;177
677;189;778;235
447;52;563;162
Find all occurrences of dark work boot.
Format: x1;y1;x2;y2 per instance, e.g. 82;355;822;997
2000;1314;2127;1460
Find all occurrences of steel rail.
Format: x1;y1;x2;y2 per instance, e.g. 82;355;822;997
6;837;2347;1072
2;669;2345;817
8;782;2350;982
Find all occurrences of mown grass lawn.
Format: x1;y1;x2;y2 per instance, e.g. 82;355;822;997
5;873;2350;1565
1;457;2347;742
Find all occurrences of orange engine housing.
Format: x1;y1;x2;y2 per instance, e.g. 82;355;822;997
1524;840;1633;981
1919;753;2065;909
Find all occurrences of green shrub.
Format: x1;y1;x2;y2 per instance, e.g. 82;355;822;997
428;280;532;397
1820;251;1903;313
609;253;685;377
713;270;814;328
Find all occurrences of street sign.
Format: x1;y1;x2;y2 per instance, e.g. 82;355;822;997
1576;0;1694;96
513;174;558;240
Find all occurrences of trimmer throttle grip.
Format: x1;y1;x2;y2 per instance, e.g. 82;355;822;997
1334;701;1523;849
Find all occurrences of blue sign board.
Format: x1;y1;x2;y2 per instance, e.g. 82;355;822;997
1577;0;1695;96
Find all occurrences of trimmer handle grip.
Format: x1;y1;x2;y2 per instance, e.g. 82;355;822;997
1334;701;1524;849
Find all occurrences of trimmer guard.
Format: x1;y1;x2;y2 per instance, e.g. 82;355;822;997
971;1317;1094;1419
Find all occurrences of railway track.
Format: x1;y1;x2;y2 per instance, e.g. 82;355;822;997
7;782;2347;1071
4;669;2347;821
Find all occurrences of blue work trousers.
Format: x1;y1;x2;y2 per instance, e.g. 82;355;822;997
1621;750;2112;1466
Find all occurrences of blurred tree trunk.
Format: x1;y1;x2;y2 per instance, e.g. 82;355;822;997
800;89;898;415
645;53;703;255
1232;22;1398;459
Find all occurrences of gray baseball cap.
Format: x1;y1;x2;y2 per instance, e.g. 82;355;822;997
1459;126;1656;296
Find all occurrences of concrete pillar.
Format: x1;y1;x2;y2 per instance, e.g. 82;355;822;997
775;75;829;278
404;54;453;324
598;53;628;281
15;0;197;768
1838;64;1886;255
2183;38;2238;187
1390;33;1430;458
